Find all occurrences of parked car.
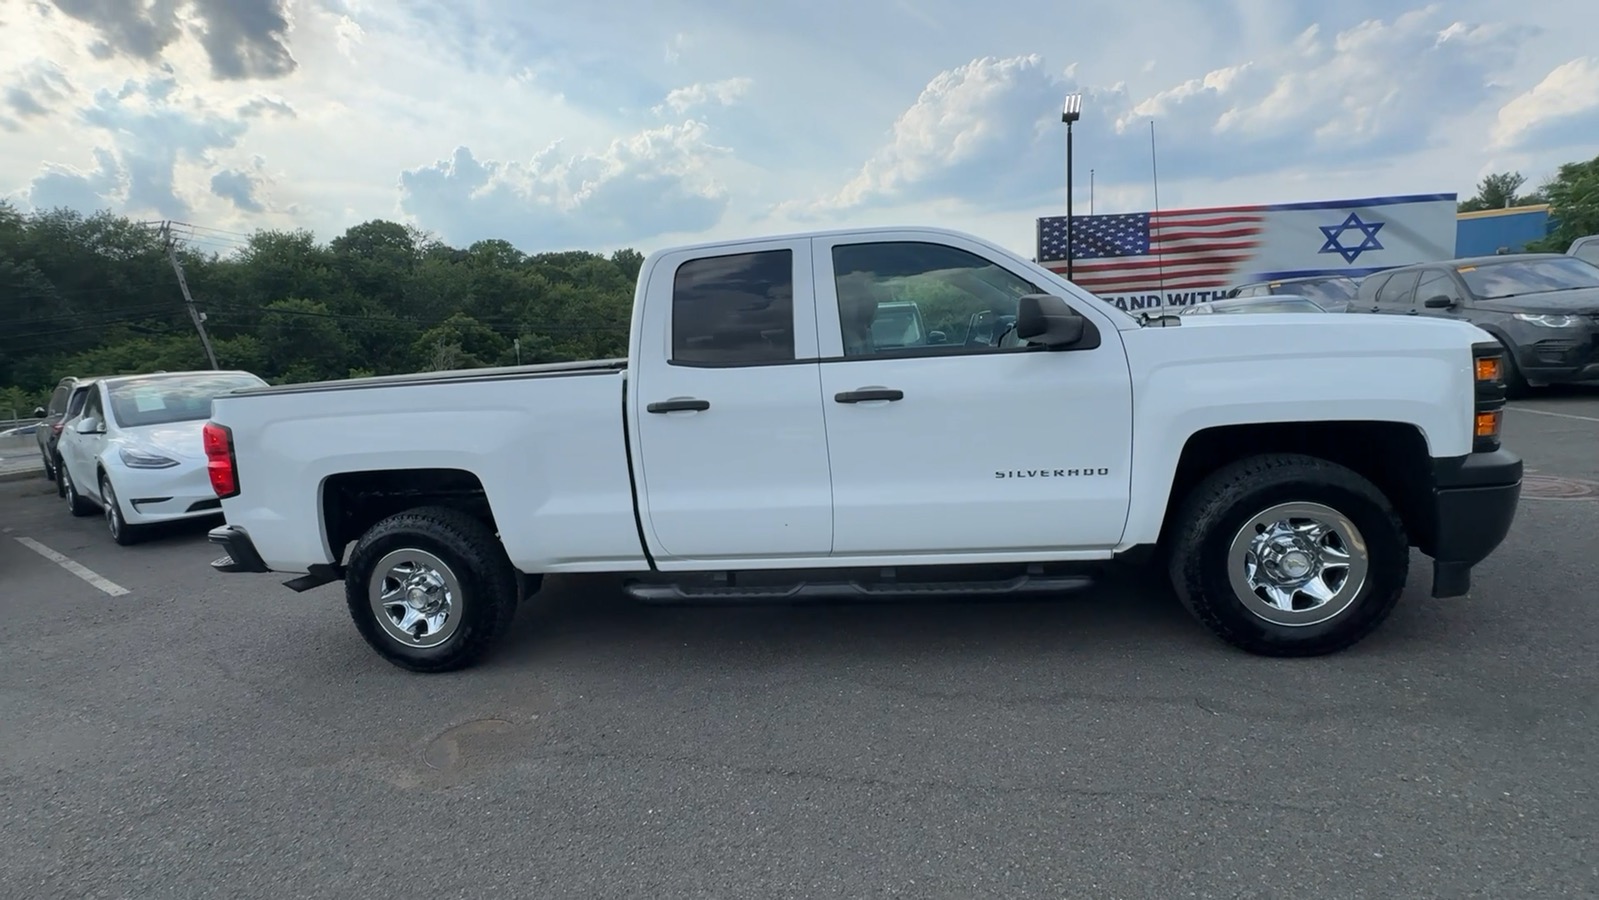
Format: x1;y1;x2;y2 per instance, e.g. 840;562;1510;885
1353;253;1599;394
1225;275;1359;313
1177;294;1329;315
33;374;113;483
56;369;268;544
1567;235;1599;267
204;225;1520;673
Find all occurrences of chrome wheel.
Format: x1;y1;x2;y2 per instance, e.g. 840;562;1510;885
63;469;76;505
1226;501;1370;627
369;548;464;648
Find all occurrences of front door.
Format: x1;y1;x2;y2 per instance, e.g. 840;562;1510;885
629;239;835;562
60;385;106;500
811;232;1135;558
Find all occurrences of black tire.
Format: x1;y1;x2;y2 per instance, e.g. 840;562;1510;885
1166;453;1408;657
343;506;520;673
99;474;145;546
61;466;95;517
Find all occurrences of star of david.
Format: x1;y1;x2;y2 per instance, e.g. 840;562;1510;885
1318;212;1385;264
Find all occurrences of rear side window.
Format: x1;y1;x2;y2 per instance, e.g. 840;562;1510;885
671;250;795;366
47;385;70;415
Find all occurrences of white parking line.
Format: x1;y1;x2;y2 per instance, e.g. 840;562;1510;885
1507;407;1599;424
14;537;130;597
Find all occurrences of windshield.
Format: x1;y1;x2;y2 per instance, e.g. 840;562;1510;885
1458;257;1599;299
106;372;267;428
1286;279;1357;304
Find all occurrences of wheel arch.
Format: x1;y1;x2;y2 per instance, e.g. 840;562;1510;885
319;468;498;566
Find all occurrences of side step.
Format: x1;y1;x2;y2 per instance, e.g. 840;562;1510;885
623;573;1095;605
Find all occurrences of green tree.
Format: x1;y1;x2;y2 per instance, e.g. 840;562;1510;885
1458;172;1544;212
1525;154;1599;252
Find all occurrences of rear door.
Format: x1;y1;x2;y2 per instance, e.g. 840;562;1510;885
628;238;835;562
810;231;1135;557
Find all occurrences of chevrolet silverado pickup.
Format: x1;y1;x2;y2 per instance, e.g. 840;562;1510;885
204;226;1523;672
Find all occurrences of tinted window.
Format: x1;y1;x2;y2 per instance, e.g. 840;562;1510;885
1356;273;1391;303
1376;271;1420;308
47;385;70;415
82;386;103;424
831;241;1044;357
66;386;92;417
1415;271;1463;307
1457;257;1599;299
1573;241;1599;265
671;250;795;365
106;373;268;428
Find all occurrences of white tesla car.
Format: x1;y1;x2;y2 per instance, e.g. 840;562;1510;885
57;369;268;545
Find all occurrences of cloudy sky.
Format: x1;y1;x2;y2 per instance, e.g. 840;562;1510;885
2;0;1596;259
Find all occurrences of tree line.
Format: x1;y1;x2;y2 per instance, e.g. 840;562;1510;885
1;206;643;415
3;151;1596;415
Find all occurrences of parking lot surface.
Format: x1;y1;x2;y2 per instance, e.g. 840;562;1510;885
3;391;1597;898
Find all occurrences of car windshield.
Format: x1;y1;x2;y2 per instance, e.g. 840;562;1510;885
1457;257;1599;299
1215;297;1324;314
106;373;266;428
1286;279;1357;304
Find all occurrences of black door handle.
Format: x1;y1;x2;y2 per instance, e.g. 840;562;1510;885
647;398;710;413
834;388;903;403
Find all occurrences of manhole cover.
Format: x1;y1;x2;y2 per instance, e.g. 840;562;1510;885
1522;474;1599;500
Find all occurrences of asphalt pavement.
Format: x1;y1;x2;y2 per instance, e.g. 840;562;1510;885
2;391;1597;898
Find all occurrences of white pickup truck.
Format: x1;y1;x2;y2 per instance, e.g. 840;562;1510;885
204;226;1523;672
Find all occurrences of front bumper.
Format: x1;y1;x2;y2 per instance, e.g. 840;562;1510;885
1505;317;1599;385
1427;448;1523;598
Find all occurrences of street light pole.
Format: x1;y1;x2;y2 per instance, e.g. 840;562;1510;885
1061;93;1083;281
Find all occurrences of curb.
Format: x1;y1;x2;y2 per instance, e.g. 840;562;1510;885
0;467;44;483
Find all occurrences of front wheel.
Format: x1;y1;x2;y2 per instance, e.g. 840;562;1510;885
1167;453;1409;657
343;506;521;673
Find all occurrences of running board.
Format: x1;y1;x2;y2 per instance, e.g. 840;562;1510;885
623;573;1095;605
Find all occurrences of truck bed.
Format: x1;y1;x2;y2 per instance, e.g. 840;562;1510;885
210;358;648;575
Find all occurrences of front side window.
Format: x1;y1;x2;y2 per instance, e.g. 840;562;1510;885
1376;271;1420;309
670;250;795;366
1416;271;1464;306
106;373;267;428
831;241;1045;358
1573;241;1599;265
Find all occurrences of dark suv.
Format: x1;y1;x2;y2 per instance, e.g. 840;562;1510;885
33;375;110;484
1352;253;1599;394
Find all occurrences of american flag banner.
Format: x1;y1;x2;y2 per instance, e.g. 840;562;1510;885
1037;193;1460;311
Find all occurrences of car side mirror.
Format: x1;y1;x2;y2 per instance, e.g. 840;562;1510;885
1015;294;1099;349
926;330;947;345
1423;295;1454;309
74;417;101;434
34;406;46;418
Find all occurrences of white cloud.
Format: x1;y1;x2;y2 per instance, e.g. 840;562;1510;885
398;120;734;251
652;77;753;116
1491;57;1599;150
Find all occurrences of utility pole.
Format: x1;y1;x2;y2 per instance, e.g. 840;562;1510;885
157;220;219;369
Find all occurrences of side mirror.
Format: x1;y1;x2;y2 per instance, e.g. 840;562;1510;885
74;417;101;434
926;330;947;345
1423;295;1454;309
1015;294;1100;349
34;406;46;418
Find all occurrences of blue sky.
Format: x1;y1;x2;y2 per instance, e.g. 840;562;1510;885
2;0;1596;259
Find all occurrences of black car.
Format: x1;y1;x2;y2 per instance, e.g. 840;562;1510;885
1226;275;1359;313
33;375;111;484
1352;253;1599;394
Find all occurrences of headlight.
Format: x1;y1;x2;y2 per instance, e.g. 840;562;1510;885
119;448;179;469
1513;313;1580;328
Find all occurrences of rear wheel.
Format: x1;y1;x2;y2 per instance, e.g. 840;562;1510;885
61;466;94;517
343;506;520;673
1167;453;1409;657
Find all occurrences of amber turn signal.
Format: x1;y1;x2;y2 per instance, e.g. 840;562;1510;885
1475;409;1502;438
1475;356;1503;382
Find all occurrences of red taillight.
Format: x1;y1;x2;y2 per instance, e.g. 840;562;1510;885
202;421;239;498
